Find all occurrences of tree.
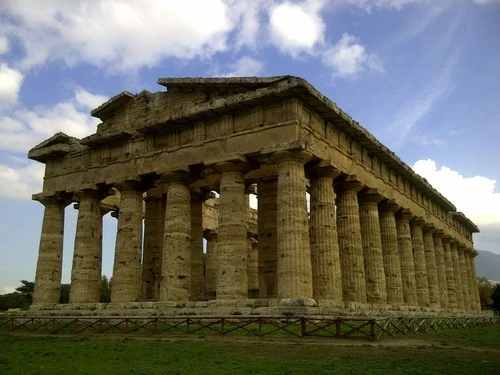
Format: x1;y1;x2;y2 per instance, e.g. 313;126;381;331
60;284;70;303
492;283;500;314
100;275;111;302
15;280;34;299
477;276;493;310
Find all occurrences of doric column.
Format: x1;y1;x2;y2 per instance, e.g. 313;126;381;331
411;218;430;307
141;193;165;301
422;225;440;307
69;189;104;303
309;166;342;304
379;201;404;306
160;174;192;301
32;195;67;306
335;177;366;305
204;230;218;298
450;240;464;309
215;161;249;300
257;178;278;298
396;209;417;306
111;181;144;303
274;150;314;301
457;245;471;310
358;190;386;305
190;192;204;300
442;236;457;308
433;231;449;308
467;249;481;310
247;235;259;298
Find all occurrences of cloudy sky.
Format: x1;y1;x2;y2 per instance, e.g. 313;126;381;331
0;0;499;294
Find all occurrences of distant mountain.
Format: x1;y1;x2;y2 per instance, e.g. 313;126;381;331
475;250;500;281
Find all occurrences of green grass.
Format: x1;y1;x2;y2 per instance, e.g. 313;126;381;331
1;325;499;374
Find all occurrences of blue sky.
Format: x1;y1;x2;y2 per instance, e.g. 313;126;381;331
0;0;499;293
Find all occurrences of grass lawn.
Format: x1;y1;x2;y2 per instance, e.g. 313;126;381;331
1;325;499;374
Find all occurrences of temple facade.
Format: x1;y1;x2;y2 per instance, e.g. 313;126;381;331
28;76;481;315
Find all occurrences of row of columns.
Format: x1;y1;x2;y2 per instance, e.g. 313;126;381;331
32;150;481;312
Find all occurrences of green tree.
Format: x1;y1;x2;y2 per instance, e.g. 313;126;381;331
478;276;493;310
15;280;34;299
60;284;70;303
491;283;500;314
100;275;111;302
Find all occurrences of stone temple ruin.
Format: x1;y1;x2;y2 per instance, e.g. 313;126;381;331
28;76;482;317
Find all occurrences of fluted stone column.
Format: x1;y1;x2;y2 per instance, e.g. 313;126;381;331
141;193;165;301
111;182;144;303
433;231;449;308
32;195;67;306
247;235;259;298
274;151;314;302
204;230;218;298
458;245;471;310
216;162;249;300
467;249;481;310
396;209;417;306
257;178;278;298
411;219;430;307
160;174;192;301
450;241;464;309
423;226;440;308
309;167;342;304
379;201;404;306
69;189;103;303
358;190;386;305
335;178;366;305
190;192;204;300
442;237;457;308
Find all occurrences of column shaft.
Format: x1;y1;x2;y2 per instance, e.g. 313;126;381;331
336;180;366;305
247;236;259;297
358;192;386;305
443;238;457;308
396;210;417;306
160;178;192;301
309;172;342;303
433;232;449;308
468;251;481;310
190;193;204;300
411;220;430;307
458;246;471;310
204;230;218;298
216;162;248;300
379;202;404;306
70;190;103;303
275;151;313;300
423;227;440;307
32;197;66;306
450;241;464;309
111;183;144;303
257;179;278;298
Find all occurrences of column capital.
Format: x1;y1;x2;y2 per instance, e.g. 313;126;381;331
213;160;252;174
33;192;70;207
159;171;194;185
442;234;453;244
308;160;341;179
358;188;385;204
272;150;312;165
379;199;400;213
335;175;364;193
411;216;426;226
396;209;415;221
115;180;144;192
433;230;445;240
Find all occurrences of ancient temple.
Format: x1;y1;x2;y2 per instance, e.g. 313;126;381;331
28;76;481;316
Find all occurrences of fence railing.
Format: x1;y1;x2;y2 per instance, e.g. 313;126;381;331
1;315;498;340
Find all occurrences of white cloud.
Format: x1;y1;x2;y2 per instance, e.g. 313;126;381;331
346;0;430;12
0;64;23;108
1;0;232;72
0;160;44;200
1;285;17;294
0;36;9;54
220;56;264;77
472;0;500;4
322;33;382;78
0;88;102;153
268;1;325;56
412;159;500;227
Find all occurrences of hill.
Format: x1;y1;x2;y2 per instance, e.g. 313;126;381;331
476;250;500;281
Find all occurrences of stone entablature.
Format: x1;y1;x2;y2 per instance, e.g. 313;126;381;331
28;76;481;314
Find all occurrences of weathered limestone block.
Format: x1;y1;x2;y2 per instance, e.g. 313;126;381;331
410;219;430;307
111;182;144;303
450;241;464;309
458;245;471;310
257;178;278;298
433;231;449;308
190;193;204;300
247;235;259;297
335;178;366;305
204;230;218;298
442;237;457;308
309;167;342;304
160;175;192;301
358;190;386;305
141;193;165;301
422;226;440;308
274;150;314;301
70;189;103;303
396;209;417;306
215;162;249;300
379;201;404;306
32;196;67;306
